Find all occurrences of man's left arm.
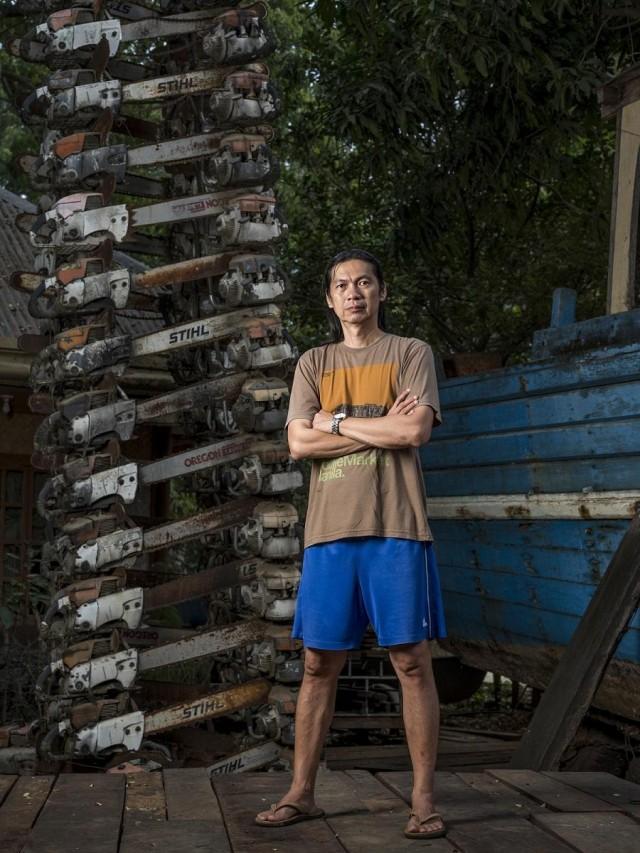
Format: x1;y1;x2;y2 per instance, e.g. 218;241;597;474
313;405;435;449
312;340;442;449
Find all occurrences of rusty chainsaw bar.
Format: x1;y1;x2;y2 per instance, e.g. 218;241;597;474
35;617;270;700
10;4;273;67
20;130;278;195
41;498;300;579
10;251;287;317
38;678;272;760
32;373;288;453
40;554;298;642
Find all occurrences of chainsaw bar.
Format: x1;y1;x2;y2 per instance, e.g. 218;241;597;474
18;188;283;252
11;251;287;318
39;678;271;760
21;130;278;195
22;63;279;130
41;498;299;580
35;618;269;700
11;5;273;68
28;303;294;391
33;373;288;453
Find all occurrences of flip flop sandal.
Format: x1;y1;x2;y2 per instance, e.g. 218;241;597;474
404;810;447;840
255;801;325;828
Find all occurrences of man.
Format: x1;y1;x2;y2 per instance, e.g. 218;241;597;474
256;249;447;840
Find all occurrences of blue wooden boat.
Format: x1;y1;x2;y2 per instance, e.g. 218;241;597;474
421;67;640;724
422;293;640;723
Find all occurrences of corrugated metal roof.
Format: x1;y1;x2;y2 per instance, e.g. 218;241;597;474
0;187;164;339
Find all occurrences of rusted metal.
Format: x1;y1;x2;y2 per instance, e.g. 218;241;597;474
144;557;263;611
134;253;235;289
143;497;260;552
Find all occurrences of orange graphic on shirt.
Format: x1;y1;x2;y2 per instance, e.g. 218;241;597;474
320;362;398;414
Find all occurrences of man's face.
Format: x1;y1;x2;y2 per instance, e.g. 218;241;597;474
326;259;386;328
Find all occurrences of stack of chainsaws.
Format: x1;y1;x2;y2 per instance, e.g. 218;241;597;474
6;0;302;772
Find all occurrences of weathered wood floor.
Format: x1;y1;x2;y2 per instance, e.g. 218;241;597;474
1;765;639;853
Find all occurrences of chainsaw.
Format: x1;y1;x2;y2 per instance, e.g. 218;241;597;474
36;434;299;519
41;499;300;579
38;677;272;760
11;4;274;67
33;375;288;453
22;63;279;129
1;1;260;18
41;554;299;642
11;251;287;318
21;130;278;195
35;617;269;699
18;188;283;252
193;446;303;498
29;305;294;390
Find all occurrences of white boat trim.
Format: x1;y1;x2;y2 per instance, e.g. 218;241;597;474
426;490;640;520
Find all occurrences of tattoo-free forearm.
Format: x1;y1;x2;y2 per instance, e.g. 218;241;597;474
287;420;370;459
339;411;431;449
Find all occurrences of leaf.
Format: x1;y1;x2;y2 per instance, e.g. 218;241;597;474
473;50;489;78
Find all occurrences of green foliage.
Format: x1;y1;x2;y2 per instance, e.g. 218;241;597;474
0;2;636;360
270;0;633;361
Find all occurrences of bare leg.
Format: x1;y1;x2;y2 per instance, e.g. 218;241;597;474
389;640;444;836
256;647;347;823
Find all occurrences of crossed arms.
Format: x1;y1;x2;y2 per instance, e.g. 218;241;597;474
287;390;435;461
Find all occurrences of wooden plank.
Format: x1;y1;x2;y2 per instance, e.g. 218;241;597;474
162;768;230;853
607;101;640;314
123;771;166;825
437;342;640;408
163;768;220;822
0;776;55;853
325;741;514;772
425;420;640;470
23;774;124;853
532;811;640;853
425;455;640;497
541;771;640;818
315;769;455;851
120;821;219;853
377;771;573;852
489;770;622;811
428;489;640;521
434;517;627;554
0;776;17;806
213;772;346;853
447;815;574;853
433;380;640;439
457;772;548;817
509;512;640;771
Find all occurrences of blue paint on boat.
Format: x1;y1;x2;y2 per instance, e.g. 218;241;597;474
421;305;640;719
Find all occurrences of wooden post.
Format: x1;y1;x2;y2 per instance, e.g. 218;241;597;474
599;64;640;314
509;512;640;770
607;101;640;313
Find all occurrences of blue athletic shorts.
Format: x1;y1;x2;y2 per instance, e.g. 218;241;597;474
291;536;447;650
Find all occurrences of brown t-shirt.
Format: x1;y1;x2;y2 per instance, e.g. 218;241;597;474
286;333;442;547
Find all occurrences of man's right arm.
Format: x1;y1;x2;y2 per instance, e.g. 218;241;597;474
287;418;369;460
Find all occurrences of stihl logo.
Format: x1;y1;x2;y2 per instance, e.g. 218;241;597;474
172;197;219;216
211;756;247;775
183;438;252;468
182;697;226;719
158;77;197;94
168;324;211;345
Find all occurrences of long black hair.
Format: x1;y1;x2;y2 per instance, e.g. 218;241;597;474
322;248;387;342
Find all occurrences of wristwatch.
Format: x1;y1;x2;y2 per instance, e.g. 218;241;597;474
331;412;347;435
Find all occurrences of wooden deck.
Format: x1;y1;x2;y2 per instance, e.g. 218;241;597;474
1;766;640;852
